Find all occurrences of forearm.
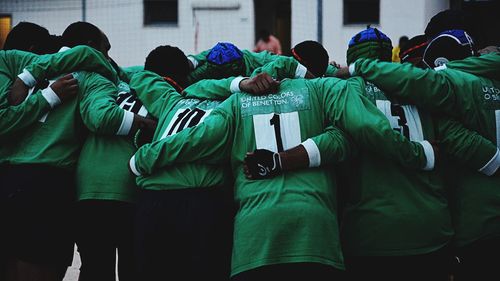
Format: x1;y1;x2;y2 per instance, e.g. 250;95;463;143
436;116;500;175
446;52;500;81
19;46;118;86
351;58;458;114
0;93;52;136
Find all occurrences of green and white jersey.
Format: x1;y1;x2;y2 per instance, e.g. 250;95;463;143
0;47;123;170
130;77;433;275
351;58;500;247
76;80;147;202
340;82;454;257
0;46;116;137
129;70;230;190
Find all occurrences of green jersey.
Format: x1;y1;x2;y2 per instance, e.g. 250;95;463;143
129;70;231;190
351;58;500;247
0;47;121;169
340;82;496;256
130;77;432;275
76;80;145;202
0;46;116;137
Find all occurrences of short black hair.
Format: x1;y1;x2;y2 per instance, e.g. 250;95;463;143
3;22;55;54
62;21;102;48
292;40;329;77
144;45;190;88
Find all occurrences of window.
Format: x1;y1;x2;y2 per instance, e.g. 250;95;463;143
0;15;12;49
144;0;178;25
343;0;379;25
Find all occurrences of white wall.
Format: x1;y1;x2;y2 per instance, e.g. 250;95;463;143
1;0;451;66
323;0;449;65
0;0;254;66
291;0;317;46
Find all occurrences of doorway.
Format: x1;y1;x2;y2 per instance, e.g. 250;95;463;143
0;15;12;49
254;0;291;55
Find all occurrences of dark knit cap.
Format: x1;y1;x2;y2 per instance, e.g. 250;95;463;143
347;27;392;64
291;40;329;77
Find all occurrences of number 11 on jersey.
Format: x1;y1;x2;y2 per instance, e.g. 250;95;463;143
253;112;302;152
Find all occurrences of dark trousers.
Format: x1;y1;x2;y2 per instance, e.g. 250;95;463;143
134;187;234;281
0;164;75;268
76;200;135;281
344;246;453;281
454;236;500;281
231;263;345;281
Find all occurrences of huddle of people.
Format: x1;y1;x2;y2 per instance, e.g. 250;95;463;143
0;9;499;281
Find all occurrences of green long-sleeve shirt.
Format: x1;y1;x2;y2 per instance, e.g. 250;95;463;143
351;58;500;247
130;77;432;275
0;47;123;169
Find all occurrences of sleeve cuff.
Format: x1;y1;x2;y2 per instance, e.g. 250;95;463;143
348;63;356;76
420;140;435;171
187;56;199;69
301;138;321;168
18;69;37;87
129;155;142;176
434;64;447;71
116;111;134;135
41;87;61;108
230;77;247;93
295;63;308;78
478;148;500;176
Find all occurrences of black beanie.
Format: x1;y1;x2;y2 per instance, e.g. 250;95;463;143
291;40;329;77
400;35;428;65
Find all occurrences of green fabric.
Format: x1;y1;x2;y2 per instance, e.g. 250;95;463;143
340;82;455;256
446;52;500;81
132;77;432;275
130;70;230;190
0;50;50;137
77;80;141;203
183;56;300;101
25;45;118;85
353;58;500;247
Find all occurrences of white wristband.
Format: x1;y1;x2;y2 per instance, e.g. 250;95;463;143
41;86;61;108
479;148;500;176
129;155;142;176
301;139;321;168
18;69;37;87
295;63;308;78
116;111;135;135
231;77;247;93
187;56;199;69
420;140;435;171
348;63;356;76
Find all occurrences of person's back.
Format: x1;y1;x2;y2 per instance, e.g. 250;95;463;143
340;27;455;280
349;29;500;280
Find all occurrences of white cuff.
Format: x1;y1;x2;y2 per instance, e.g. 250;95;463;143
187;56;199;69
230;77;247;93
479;148;500;176
420;140;435;171
129;155;142;176
116;111;135;135
301;139;321;168
41;87;61;108
295;63;308;78
348;63;356;76
18;69;37;87
434;64;447;71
